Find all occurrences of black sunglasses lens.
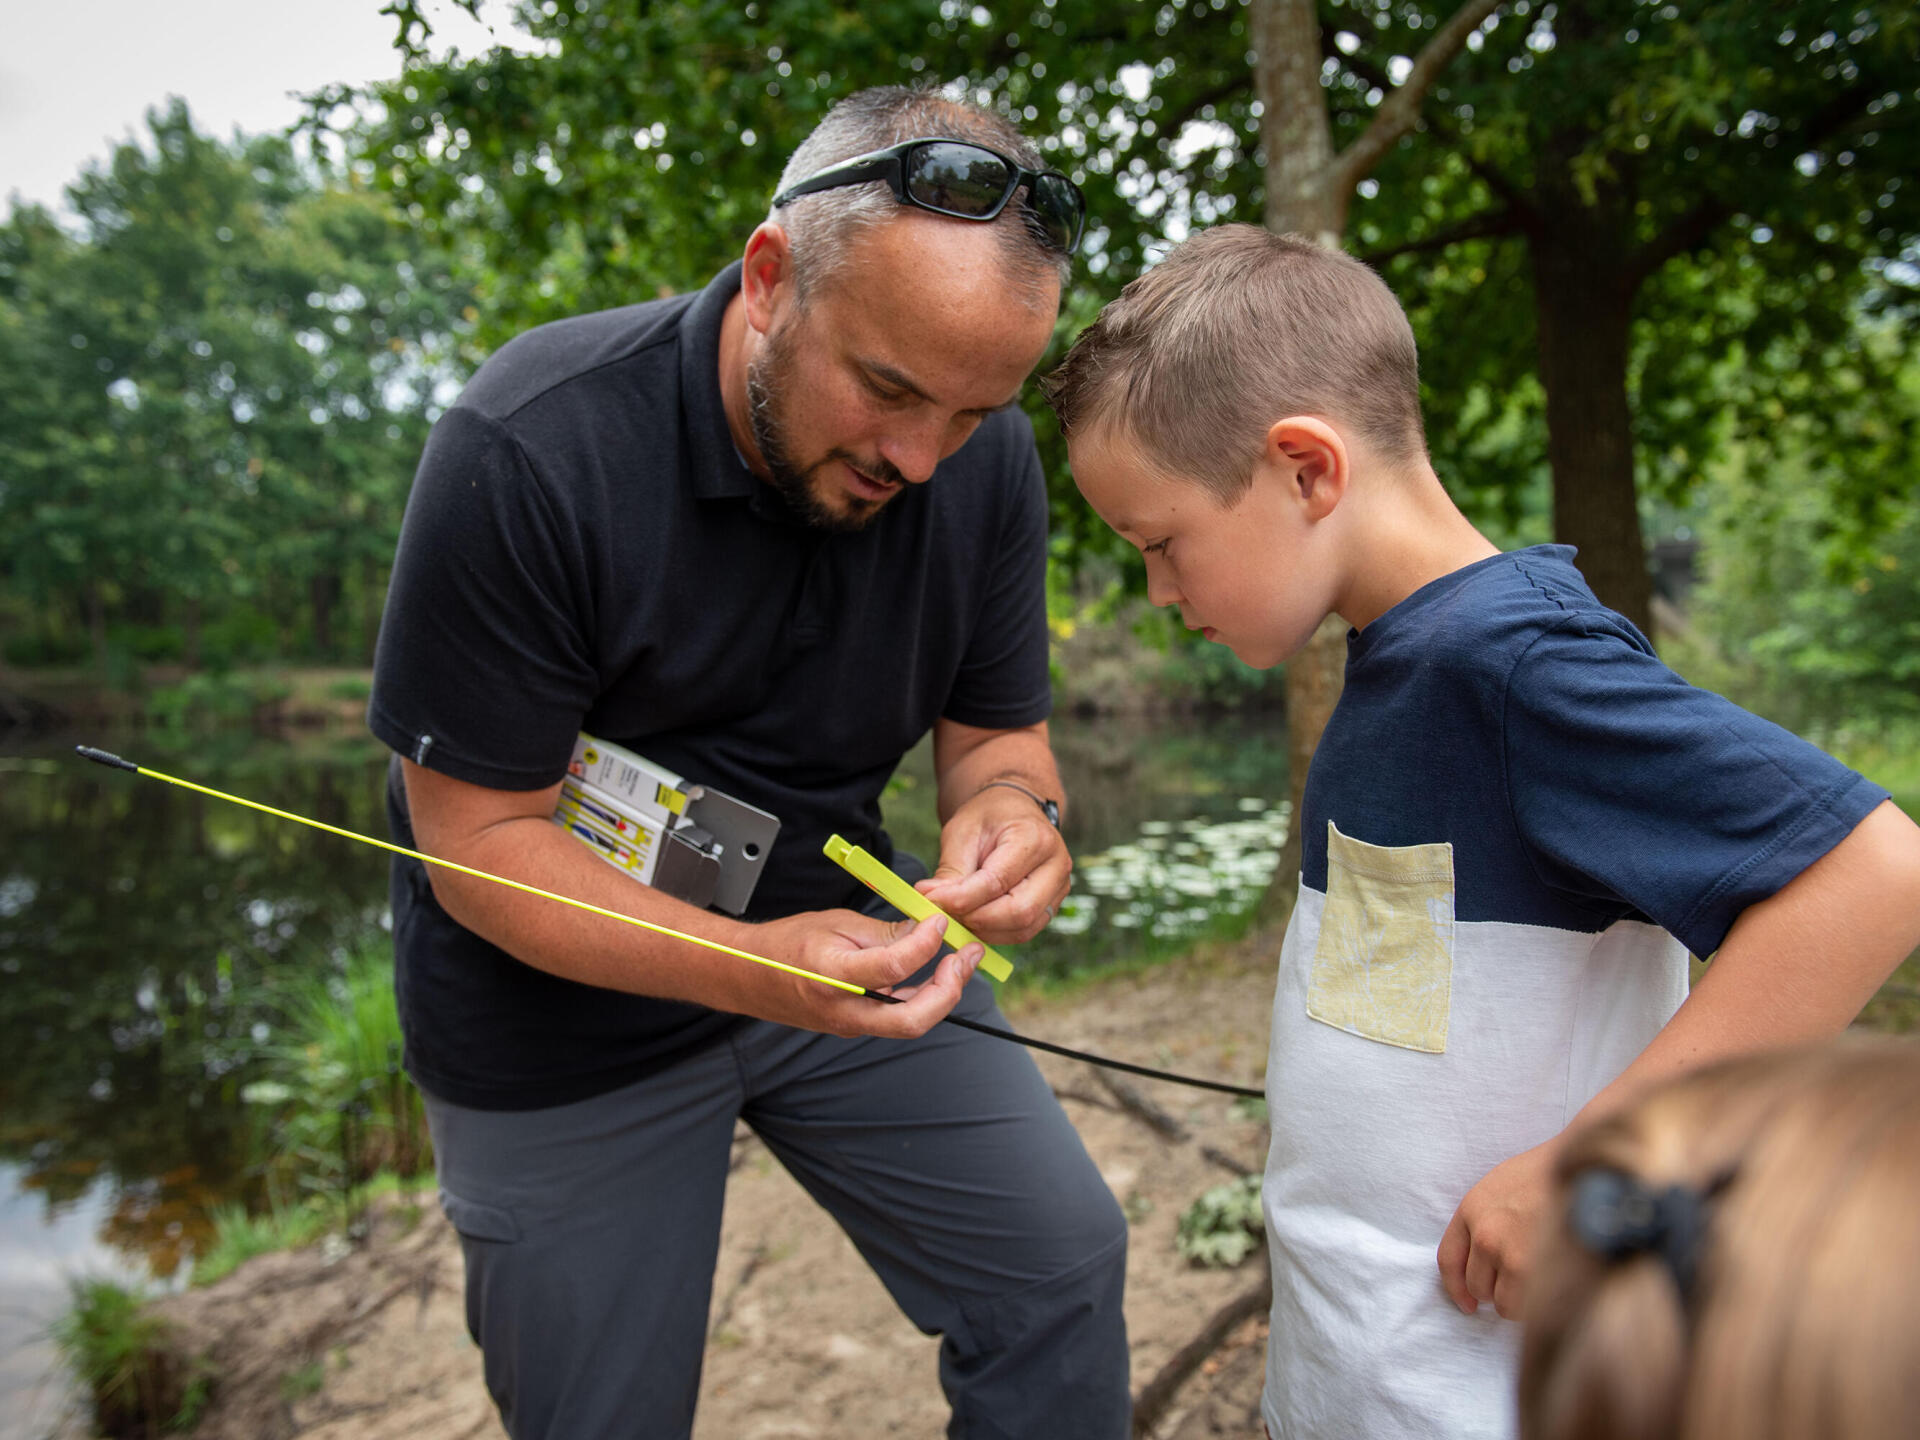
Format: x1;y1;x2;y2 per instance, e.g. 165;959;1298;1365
1030;173;1083;252
906;142;1014;218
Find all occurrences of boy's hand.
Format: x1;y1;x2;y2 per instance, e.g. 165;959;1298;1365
1437;1138;1557;1321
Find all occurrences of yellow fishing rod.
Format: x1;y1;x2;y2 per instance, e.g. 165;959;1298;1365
76;744;882;1002
76;745;1264;1098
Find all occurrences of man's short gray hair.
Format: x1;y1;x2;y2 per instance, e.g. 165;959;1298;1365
771;86;1070;302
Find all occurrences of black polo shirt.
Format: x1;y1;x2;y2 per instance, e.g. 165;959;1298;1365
369;263;1053;1110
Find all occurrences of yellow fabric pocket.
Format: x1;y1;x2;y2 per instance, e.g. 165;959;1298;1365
1307;821;1456;1053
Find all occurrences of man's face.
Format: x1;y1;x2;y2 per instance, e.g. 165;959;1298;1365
1070;424;1333;671
745;214;1059;532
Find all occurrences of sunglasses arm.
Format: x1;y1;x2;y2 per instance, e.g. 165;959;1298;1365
771;155;902;208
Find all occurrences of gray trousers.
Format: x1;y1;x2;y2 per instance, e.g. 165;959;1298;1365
423;958;1130;1437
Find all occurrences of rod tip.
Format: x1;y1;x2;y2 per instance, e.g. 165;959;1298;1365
75;745;137;772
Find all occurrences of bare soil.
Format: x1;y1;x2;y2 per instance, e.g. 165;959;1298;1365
115;941;1283;1440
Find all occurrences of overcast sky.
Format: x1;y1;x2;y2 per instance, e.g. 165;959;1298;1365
0;0;527;214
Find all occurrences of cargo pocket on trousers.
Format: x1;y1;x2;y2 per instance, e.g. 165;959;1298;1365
440;1187;521;1244
1307;821;1455;1053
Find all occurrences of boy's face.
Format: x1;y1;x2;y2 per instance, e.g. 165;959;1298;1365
1070;424;1335;670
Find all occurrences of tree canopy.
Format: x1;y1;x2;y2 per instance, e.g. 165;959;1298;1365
339;0;1919;634
0;100;471;671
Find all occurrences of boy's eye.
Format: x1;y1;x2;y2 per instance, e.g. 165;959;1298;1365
1142;538;1170;556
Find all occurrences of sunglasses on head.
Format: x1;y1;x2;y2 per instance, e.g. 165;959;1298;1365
771;137;1087;256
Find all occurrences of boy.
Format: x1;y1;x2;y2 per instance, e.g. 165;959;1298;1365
1041;224;1920;1440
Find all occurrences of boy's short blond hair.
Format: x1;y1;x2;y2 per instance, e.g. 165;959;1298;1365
1521;1036;1920;1440
1041;224;1426;503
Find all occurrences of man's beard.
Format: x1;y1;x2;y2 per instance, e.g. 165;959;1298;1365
746;327;904;534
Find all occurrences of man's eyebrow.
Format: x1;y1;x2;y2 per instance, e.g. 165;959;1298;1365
861;358;1022;417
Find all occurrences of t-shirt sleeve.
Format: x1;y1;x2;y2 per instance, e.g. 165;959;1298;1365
1502;616;1890;958
367;405;601;790
939;416;1054;730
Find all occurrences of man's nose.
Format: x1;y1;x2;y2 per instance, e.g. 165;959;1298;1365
877;418;946;485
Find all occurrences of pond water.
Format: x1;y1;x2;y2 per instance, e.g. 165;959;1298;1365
0;712;1289;1425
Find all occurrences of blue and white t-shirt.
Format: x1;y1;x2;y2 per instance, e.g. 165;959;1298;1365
1260;546;1888;1440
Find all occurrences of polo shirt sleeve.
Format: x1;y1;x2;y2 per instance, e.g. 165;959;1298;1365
939;417;1054;731
368;405;600;790
1501;615;1889;958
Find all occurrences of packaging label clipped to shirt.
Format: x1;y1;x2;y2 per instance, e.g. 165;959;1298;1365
558;734;780;915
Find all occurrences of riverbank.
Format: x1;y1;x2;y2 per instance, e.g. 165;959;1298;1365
54;939;1284;1440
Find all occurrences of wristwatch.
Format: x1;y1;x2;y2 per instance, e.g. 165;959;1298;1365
978;778;1061;828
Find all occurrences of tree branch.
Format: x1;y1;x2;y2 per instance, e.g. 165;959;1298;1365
1329;0;1504;193
1130;1273;1274;1438
1357;206;1526;265
1623;78;1883;288
1161;75;1253;149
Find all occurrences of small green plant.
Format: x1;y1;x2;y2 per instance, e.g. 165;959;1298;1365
280;1359;326;1403
257;942;432;1191
192;1201;334;1288
52;1277;212;1436
1175;1173;1265;1269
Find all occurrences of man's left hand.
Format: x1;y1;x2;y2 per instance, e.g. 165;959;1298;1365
916;785;1071;945
1436;1137;1557;1322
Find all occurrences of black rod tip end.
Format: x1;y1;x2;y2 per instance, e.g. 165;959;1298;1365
75;745;137;772
864;988;906;1005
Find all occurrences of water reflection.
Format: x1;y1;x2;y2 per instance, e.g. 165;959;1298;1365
0;733;394;1284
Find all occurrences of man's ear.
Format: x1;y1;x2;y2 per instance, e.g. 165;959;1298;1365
1264;417;1349;521
740;222;795;337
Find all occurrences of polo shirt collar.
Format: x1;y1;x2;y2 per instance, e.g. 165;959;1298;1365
679;261;759;502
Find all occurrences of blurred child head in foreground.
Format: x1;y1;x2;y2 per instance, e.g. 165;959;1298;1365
1521;1035;1920;1440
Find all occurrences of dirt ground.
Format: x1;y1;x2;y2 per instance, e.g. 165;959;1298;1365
110;941;1284;1440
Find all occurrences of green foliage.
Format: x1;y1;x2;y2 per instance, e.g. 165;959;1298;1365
1175;1172;1265;1268
0;100;473;681
144;671;293;730
52;1278;212;1437
1369;2;1920;601
280;1360;327;1403
247;940;432;1200
1662;355;1920;732
190;1199;335;1288
329;1;1920;635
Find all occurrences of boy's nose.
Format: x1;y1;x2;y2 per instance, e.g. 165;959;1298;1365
1145;568;1182;610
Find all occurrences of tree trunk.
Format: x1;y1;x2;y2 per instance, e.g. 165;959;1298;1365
1253;0;1349;912
183;597;202;670
85;580;109;673
1529;202;1653;638
312;571;341;659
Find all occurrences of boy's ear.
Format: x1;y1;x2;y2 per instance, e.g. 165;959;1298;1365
740;222;795;336
1264;417;1349;521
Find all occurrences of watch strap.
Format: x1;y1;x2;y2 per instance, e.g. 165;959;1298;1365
977;778;1061;828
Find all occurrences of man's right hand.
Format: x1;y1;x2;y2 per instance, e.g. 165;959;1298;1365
744;909;981;1038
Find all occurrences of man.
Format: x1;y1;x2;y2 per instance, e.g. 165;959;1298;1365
368;86;1129;1439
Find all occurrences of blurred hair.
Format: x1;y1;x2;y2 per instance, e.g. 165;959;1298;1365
1520;1035;1920;1440
1040;224;1425;504
770;85;1068;302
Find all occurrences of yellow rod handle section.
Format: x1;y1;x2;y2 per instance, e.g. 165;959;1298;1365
823;835;1013;983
